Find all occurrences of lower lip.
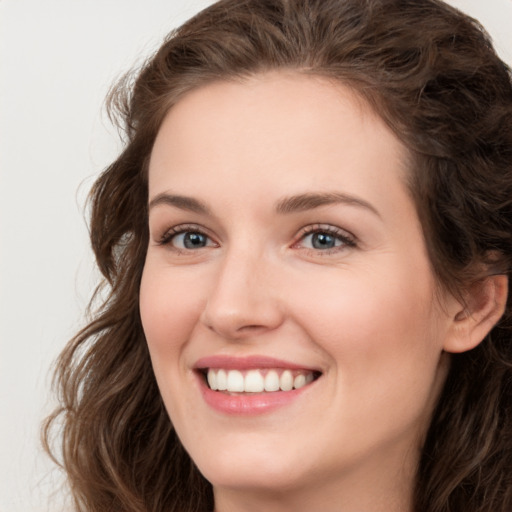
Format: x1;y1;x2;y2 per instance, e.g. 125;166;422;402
197;374;313;415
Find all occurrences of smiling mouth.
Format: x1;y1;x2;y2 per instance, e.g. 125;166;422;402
201;368;321;393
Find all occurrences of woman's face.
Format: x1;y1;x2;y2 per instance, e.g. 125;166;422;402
140;73;456;502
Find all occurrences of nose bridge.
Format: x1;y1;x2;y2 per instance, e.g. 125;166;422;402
201;242;282;338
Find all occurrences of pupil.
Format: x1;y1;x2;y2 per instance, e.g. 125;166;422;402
184;232;206;249
312;233;335;249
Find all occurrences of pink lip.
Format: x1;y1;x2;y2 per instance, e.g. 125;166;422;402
194;354;319;371
193;355;320;416
198;382;310;415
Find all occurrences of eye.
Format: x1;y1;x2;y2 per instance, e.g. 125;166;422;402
158;225;217;250
302;232;342;250
173;231;211;249
294;225;356;253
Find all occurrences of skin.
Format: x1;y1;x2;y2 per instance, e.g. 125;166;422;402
139;72;503;512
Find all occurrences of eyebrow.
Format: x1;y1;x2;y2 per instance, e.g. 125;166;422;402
275;192;380;217
148;193;211;215
148;191;380;218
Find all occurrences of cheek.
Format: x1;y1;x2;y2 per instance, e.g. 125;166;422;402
291;261;445;388
293;269;447;446
296;268;433;336
139;263;205;361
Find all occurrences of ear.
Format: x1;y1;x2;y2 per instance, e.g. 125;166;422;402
443;274;508;354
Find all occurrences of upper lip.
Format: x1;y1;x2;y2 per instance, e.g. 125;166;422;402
194;355;321;372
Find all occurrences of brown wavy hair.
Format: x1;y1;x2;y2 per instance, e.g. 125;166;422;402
43;0;512;510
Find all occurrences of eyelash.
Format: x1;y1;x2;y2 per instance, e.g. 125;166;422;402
156;223;357;255
157;224;214;248
293;224;356;255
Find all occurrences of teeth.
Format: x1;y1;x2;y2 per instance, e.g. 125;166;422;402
227;370;244;392
205;368;317;393
245;370;264;392
293;374;306;389
217;369;227;391
264;370;280;392
280;370;293;391
207;370;217;390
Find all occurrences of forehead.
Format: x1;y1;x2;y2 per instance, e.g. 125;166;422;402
148;72;409;208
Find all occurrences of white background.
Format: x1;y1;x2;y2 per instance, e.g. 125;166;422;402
1;1;510;511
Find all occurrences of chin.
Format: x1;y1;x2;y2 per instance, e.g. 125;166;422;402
191;438;310;492
203;463;305;494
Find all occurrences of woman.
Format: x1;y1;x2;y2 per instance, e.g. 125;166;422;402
44;0;512;511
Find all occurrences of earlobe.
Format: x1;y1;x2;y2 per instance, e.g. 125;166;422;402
443;274;508;354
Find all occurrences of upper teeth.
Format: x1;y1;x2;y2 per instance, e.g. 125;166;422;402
206;368;315;393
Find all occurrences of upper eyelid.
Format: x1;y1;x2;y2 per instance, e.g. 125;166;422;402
292;225;358;253
295;224;356;241
157;223;215;245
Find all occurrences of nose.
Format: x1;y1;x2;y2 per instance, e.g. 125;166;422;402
200;248;284;340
